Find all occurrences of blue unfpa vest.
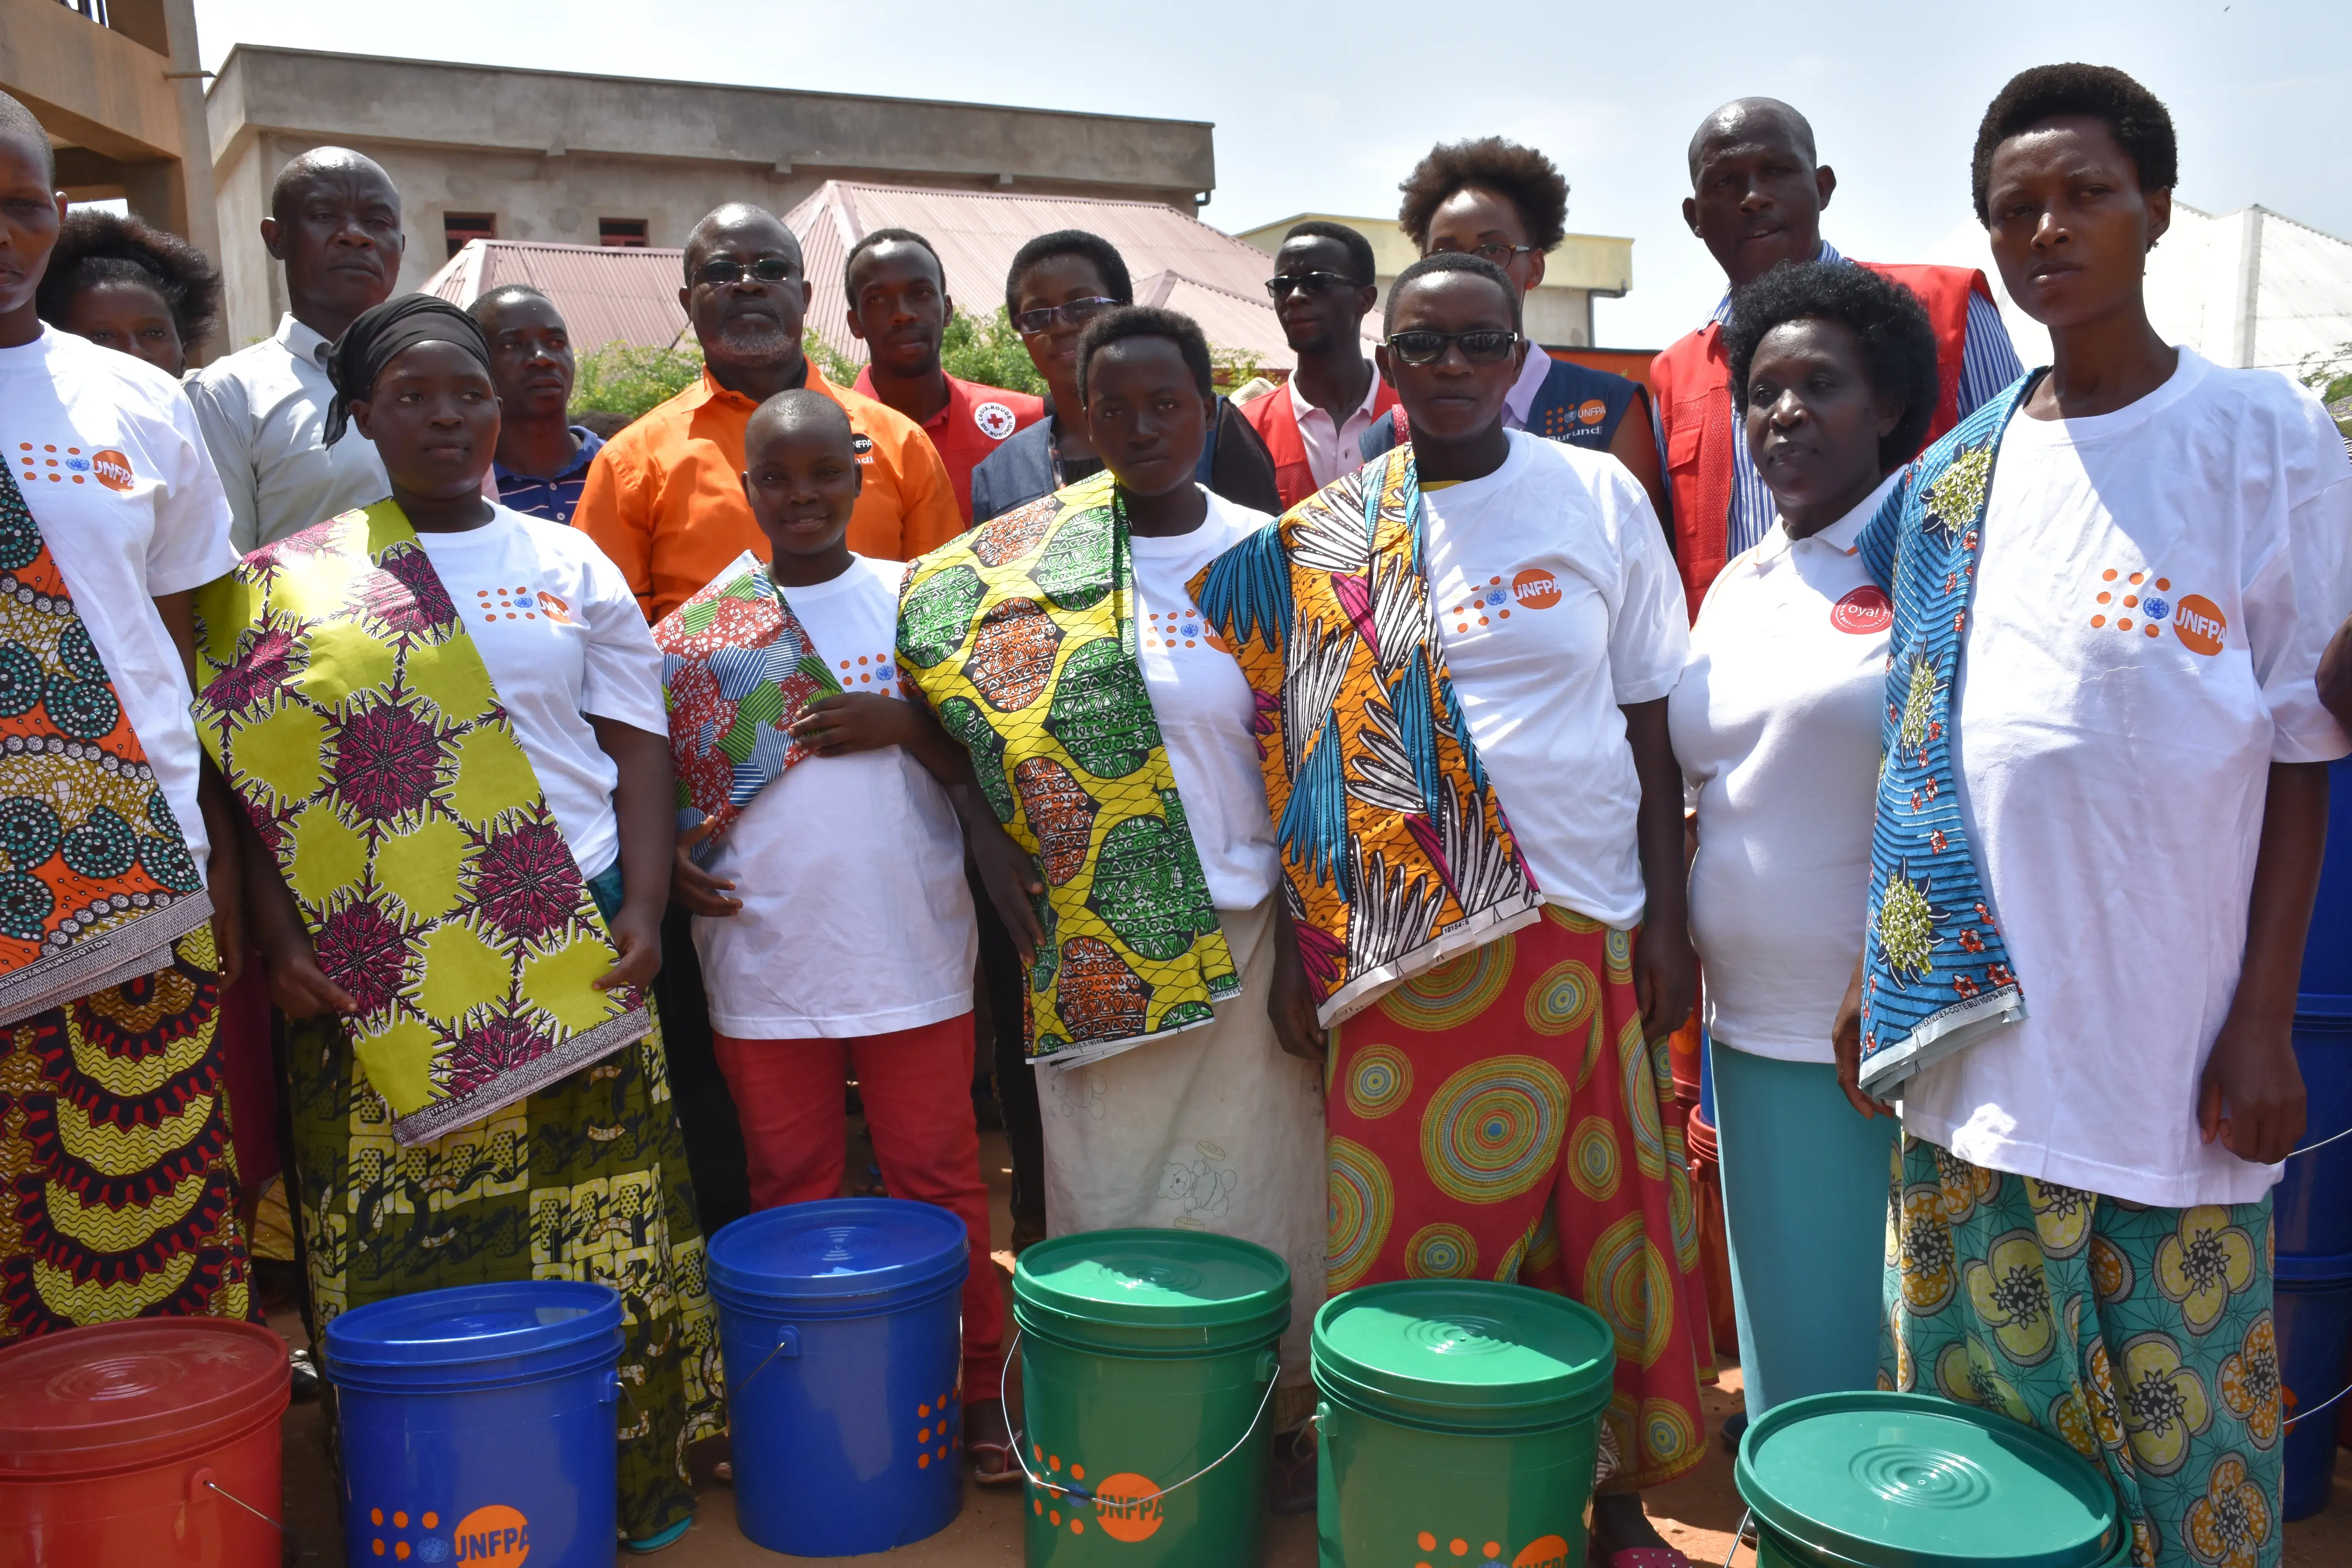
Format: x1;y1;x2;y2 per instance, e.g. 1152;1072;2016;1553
1359;355;1641;461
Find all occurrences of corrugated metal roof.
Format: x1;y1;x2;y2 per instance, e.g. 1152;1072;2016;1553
421;240;692;353
785;181;1376;372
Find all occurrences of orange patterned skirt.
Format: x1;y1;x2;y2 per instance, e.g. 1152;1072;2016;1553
1325;905;1712;1489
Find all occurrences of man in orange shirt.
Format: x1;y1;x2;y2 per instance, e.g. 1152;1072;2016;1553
575;202;960;622
845;227;1043;524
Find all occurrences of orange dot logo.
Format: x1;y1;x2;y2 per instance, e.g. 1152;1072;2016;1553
1090;1473;1165;1543
1510;568;1562;610
91;450;134;492
1512;1536;1574;1568
1831;584;1892;635
452;1504;530;1564
2171;593;2225;656
1577;398;1607;426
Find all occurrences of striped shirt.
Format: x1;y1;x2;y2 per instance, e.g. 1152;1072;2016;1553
1670;242;2025;560
494;426;605;527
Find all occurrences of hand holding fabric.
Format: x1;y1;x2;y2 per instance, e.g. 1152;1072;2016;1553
671;821;742;917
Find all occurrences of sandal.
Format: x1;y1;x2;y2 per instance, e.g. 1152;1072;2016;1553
621;1519;692;1554
967;1435;1023;1487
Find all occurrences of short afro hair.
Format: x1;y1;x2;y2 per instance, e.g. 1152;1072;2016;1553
1074;305;1214;405
1281;220;1376;286
1383;251;1523;336
34;210;222;354
0;91;55;183
1972;64;2176;224
1723;261;1942;470
844;227;944;294
1397;138;1568;255
1005;230;1132;316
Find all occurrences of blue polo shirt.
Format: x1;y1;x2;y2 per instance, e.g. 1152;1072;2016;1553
494;426;605;526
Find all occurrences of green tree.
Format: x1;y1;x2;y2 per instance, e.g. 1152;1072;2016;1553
939;307;1046;397
570;343;704;420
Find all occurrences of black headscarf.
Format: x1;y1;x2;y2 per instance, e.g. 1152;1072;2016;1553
324;294;494;445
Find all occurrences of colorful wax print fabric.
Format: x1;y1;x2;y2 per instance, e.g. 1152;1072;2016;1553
0;922;249;1340
1885;1135;2280;1568
652;551;841;860
1851;375;2037;1094
897;472;1235;1064
192;502;650;1145
0;458;211;1027
287;873;720;1541
1324;907;1713;1490
1191;446;1540;1027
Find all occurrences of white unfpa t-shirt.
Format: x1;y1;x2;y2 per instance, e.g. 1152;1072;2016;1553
1906;349;2352;1207
412;506;667;881
692;554;976;1039
1423;432;1689;927
1129;490;1281;913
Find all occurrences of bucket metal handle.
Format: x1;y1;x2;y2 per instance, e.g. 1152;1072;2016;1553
729;1322;802;1395
999;1326;1281;1512
191;1468;286;1534
1721;1508;1754;1568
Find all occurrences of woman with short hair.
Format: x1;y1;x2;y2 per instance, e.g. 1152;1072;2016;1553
1667;260;1939;1421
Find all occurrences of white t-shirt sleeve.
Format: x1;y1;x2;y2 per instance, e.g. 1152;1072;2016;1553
2257;473;2352;761
574;541;668;736
147;390;240;596
1603;467;1691;705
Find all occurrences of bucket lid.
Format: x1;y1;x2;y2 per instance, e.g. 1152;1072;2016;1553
325;1280;622;1389
0;1319;289;1478
1737;1392;2123;1568
1312;1281;1616;1433
708;1198;968;1308
1013;1228;1289;1355
2276;1250;2352;1286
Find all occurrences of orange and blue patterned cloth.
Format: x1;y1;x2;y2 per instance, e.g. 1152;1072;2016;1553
1190;444;1541;1026
1886;1136;2280;1568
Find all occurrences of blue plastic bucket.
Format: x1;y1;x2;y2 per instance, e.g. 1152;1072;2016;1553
2276;1252;2352;1522
2274;1013;2352;1257
324;1280;624;1568
708;1198;969;1556
2298;758;2352;1001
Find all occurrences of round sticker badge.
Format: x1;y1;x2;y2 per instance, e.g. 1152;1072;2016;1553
1576;398;1608;426
974;401;1019;441
1830;584;1892;635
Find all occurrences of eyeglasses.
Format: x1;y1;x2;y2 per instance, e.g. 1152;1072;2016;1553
1012;296;1123;335
1264;271;1363;299
1429;241;1539;266
694;257;798;287
1384;329;1521;367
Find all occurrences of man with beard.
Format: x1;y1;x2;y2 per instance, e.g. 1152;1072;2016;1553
576;202;958;622
1239;220;1397;510
188;147;402;552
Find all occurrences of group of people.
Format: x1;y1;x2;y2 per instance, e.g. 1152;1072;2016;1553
1;55;2348;1568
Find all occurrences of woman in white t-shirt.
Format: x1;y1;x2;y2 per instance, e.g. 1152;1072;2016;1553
224;297;719;1550
1667;261;1942;1425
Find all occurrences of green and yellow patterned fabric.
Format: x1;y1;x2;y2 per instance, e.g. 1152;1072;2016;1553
192;502;649;1144
898;472;1235;1063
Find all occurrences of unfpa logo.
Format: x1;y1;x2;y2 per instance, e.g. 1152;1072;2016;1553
2172;593;2225;656
452;1505;530;1564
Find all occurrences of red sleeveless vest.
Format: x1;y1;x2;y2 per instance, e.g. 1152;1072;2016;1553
1651;262;1993;620
1240;376;1402;511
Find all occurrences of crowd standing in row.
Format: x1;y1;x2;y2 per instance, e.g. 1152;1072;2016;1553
1;58;2349;1568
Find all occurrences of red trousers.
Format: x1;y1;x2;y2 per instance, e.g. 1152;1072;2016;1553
712;1013;1007;1398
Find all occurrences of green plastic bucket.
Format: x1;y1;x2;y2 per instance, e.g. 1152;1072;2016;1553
1013;1228;1290;1567
1735;1392;2132;1568
1313;1281;1617;1568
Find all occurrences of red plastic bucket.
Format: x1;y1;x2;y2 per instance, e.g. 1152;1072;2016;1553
0;1319;289;1566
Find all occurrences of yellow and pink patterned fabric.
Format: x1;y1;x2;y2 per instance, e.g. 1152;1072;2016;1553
652;551;841;860
897;472;1234;1063
1887;1137;2281;1568
192;501;650;1145
1191;445;1540;1027
1325;907;1713;1489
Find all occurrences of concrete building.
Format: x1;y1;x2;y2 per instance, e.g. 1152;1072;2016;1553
0;0;221;345
205;45;1218;350
1236;211;1634;349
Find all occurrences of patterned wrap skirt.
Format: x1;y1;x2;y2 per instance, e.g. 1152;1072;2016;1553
1324;905;1713;1490
288;871;723;1542
0;922;250;1339
1885;1134;2281;1568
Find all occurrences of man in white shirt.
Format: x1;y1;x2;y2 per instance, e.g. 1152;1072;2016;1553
188;148;401;552
1238;221;1395;510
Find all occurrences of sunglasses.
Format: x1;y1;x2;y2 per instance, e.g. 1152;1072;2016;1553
1429;241;1539;266
1264;271;1363;299
1384;329;1520;367
694;257;798;286
1012;296;1124;335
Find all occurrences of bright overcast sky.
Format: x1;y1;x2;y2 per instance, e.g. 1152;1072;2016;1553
192;0;2351;350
